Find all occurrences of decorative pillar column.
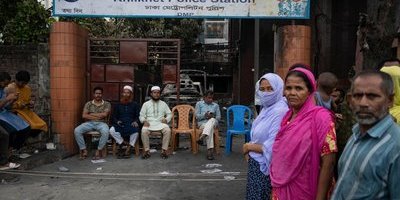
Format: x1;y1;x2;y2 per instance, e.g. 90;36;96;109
50;22;88;154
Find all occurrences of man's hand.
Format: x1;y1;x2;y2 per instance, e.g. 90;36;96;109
117;120;123;127
5;93;18;103
89;113;101;120
143;121;150;127
205;111;214;119
131;122;139;127
28;100;34;109
161;118;167;124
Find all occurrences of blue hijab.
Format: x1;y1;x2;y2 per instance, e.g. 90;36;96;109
249;73;289;175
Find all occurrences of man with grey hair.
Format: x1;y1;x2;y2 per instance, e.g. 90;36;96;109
331;71;400;199
139;86;172;159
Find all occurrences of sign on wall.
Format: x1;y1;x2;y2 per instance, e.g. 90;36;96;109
53;0;310;19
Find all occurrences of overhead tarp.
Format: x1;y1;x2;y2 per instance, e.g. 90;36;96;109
53;0;310;19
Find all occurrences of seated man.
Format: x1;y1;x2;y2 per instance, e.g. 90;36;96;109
74;87;111;160
139;86;171;159
10;70;48;134
195;90;221;160
109;85;140;159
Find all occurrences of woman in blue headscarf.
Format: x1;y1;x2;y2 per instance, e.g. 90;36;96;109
243;73;289;200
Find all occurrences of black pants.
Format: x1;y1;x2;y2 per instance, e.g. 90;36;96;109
0;120;30;150
0;125;9;165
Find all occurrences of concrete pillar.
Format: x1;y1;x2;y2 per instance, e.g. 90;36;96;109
274;25;311;79
50;22;88;155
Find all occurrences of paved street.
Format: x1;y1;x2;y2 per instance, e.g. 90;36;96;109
0;138;248;200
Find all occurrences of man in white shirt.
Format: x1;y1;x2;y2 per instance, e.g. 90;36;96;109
139;86;172;159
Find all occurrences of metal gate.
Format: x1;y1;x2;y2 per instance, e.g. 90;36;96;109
87;38;181;105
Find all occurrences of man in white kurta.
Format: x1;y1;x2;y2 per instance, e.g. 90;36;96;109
139;86;172;159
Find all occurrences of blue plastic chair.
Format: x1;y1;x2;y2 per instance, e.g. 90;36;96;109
225;105;252;155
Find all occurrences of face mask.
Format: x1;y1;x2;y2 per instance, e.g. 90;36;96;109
257;90;277;107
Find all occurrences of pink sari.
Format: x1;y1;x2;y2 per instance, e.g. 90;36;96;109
270;68;334;200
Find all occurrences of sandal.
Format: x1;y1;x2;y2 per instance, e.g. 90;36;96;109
160;151;168;159
197;135;205;146
141;151;151;159
0;162;21;170
92;150;101;160
79;150;88;160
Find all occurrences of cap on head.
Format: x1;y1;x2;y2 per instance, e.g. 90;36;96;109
123;85;133;93
151;86;161;92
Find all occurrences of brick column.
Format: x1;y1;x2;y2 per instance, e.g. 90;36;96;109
50;22;88;154
274;25;311;79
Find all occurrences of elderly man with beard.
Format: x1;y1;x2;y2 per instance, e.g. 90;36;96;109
74;87;111;160
331;71;400;200
109;85;140;159
139;86;172;159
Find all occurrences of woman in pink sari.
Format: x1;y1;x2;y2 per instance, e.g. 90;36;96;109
270;65;337;200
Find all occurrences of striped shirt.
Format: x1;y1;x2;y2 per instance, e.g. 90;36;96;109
331;114;400;200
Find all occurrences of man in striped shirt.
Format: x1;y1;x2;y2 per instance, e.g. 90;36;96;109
332;71;400;199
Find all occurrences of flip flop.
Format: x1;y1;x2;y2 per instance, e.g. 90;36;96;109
141;151;151;159
92;150;101;160
160;151;168;159
92;156;101;160
79;150;88;160
0;162;21;170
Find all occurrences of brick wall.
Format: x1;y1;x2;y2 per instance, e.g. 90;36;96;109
0;44;50;116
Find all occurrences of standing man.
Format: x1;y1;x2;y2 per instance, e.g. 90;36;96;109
74;87;111;160
331;71;400;199
195;90;221;160
109;85;140;158
139;86;172;159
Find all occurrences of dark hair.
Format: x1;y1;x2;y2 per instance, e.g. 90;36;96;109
15;70;30;82
285;70;314;93
352;71;394;97
376;58;400;70
204;90;214;97
318;72;338;95
333;88;346;104
93;86;103;93
0;72;11;82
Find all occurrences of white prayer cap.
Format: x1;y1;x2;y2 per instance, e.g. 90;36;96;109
151;86;161;92
123;85;133;93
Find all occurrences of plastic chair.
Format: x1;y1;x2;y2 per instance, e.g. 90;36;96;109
83;114;111;157
170;105;197;154
225;105;252;155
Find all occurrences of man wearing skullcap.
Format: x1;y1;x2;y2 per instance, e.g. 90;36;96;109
109;85;140;158
139;86;172;159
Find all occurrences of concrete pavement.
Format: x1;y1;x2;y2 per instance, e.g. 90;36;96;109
0;136;249;200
